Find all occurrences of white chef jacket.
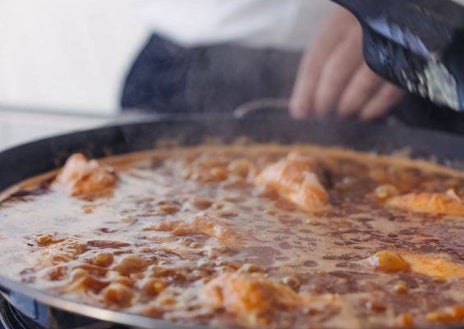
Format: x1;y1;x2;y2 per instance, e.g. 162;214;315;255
0;0;334;113
138;0;334;50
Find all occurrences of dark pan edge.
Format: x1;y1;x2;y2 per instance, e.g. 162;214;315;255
1;113;464;328
0;275;207;329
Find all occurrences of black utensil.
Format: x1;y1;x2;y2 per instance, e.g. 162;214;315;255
332;0;464;112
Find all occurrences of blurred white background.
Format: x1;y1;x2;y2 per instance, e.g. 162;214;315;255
0;0;333;150
0;0;147;114
0;0;149;150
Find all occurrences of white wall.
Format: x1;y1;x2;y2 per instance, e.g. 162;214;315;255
0;0;148;115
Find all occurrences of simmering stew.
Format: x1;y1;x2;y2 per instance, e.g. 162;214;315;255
1;144;464;328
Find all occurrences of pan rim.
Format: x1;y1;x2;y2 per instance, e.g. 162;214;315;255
1;114;464;328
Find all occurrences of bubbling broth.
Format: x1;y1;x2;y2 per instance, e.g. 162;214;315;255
2;144;464;328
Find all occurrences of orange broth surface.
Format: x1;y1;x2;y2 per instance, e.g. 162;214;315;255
1;144;464;329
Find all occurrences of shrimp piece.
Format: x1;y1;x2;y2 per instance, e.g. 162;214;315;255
427;305;464;324
387;189;464;216
202;273;343;328
202;273;303;327
255;153;329;212
53;153;117;197
371;250;464;280
144;214;239;244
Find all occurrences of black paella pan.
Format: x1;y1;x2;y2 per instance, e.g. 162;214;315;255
1;111;464;328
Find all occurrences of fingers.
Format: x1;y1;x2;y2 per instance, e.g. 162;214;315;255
337;63;384;117
290;9;357;118
359;84;405;121
290;50;324;119
313;26;363;117
290;7;405;121
289;53;321;119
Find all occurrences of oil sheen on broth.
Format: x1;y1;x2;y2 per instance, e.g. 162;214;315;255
1;144;464;329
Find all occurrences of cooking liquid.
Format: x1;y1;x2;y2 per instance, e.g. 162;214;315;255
0;144;464;328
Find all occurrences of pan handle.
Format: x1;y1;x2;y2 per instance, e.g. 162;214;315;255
233;98;289;119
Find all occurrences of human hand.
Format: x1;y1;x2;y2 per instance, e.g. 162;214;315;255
290;8;405;121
